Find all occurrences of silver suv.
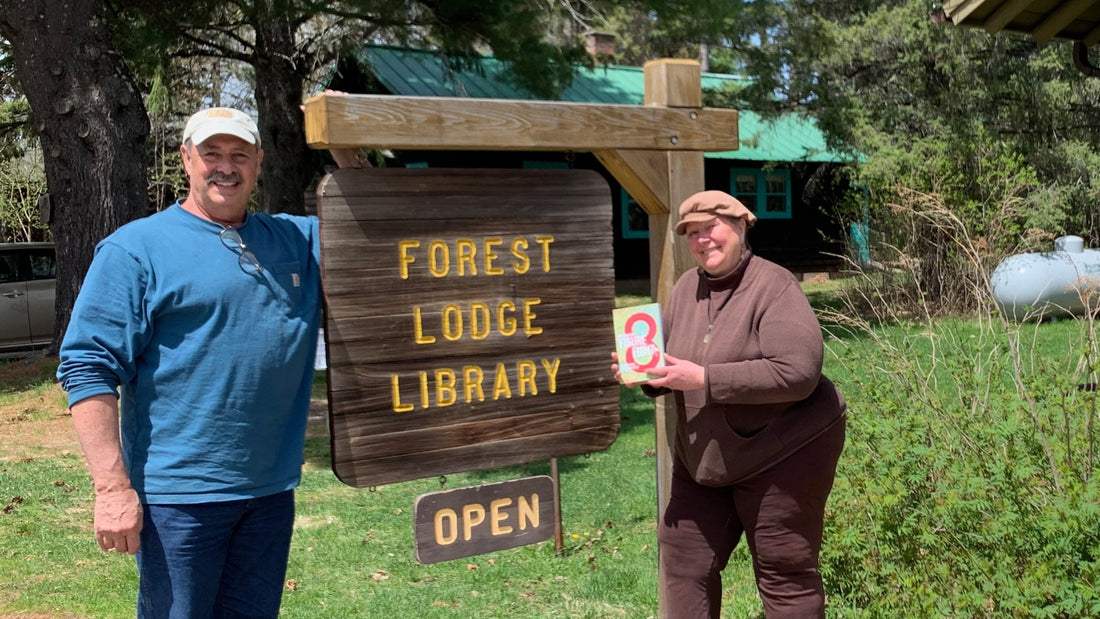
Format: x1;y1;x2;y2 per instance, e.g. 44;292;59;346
0;243;56;357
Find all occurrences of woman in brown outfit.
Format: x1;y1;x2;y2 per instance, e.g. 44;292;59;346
613;190;846;618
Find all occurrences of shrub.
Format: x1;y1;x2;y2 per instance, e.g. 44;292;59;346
819;186;1100;616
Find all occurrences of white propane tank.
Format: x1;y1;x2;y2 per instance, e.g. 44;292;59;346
990;235;1100;320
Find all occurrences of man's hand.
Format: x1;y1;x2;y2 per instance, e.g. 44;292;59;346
93;487;143;554
303;89;364;168
71;394;140;554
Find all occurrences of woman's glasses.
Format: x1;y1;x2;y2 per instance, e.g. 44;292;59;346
219;227;263;275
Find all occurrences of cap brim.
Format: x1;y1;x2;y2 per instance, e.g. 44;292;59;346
187;126;258;146
674;212;719;235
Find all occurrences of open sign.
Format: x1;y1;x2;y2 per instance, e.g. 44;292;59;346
413;476;556;564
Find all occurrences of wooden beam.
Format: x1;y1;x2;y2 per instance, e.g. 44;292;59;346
1084;21;1100;46
593;150;672;215
983;0;1034;34
1033;0;1095;43
943;0;989;25
644;59;702;107
304;93;740;152
653;149;704;506
642;60;707;619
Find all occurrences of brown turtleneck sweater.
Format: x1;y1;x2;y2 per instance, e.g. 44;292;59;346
655;251;846;486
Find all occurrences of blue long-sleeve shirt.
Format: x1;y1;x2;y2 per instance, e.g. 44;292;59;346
58;202;322;503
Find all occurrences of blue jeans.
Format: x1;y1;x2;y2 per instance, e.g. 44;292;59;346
136;490;295;619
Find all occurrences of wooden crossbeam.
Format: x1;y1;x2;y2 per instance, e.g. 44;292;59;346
304;93;739;152
1034;0;1096;43
943;0;988;25
981;0;1032;34
593;149;671;215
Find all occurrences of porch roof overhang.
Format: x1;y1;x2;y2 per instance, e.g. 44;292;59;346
942;0;1100;45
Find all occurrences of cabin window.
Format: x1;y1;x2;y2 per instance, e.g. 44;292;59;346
621;189;649;239
730;169;792;219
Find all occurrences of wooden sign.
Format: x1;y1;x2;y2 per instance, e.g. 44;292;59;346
413;476;556;564
318;168;620;487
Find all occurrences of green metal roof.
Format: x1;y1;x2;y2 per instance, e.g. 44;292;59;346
354;46;850;164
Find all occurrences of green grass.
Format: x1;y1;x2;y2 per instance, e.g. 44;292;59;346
282;384;671;618
0;454;138;617
286;384;758;617
11;282;1096;617
0;355;761;618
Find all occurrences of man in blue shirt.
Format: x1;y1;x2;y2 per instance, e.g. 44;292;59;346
58;106;322;618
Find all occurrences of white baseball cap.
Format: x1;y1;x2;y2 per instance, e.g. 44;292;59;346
182;107;261;147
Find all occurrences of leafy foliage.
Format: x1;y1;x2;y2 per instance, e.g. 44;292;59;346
701;1;1100;311
0;146;46;242
0;93;43;241
817;182;1100;615
0;356;762;617
823;312;1100;617
0;98;31;160
97;1;641;216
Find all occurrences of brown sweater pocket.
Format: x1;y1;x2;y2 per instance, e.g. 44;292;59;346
688;416;785;486
681;377;846;487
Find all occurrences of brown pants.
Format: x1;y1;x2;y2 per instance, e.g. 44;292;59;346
659;418;846;619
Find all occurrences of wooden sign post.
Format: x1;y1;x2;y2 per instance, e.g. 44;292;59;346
305;59;734;617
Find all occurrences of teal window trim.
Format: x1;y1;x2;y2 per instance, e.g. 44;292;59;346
621;188;649;239
730;168;792;219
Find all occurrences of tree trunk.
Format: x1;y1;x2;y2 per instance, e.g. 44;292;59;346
0;0;149;353
252;8;309;215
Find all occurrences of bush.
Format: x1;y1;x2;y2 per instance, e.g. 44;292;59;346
823;319;1100;616
819;181;1100;615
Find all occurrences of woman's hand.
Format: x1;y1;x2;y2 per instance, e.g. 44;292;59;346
610;351;633;385
610;351;649;387
642;353;705;392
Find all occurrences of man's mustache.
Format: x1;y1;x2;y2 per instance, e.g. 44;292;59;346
206;172;242;184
